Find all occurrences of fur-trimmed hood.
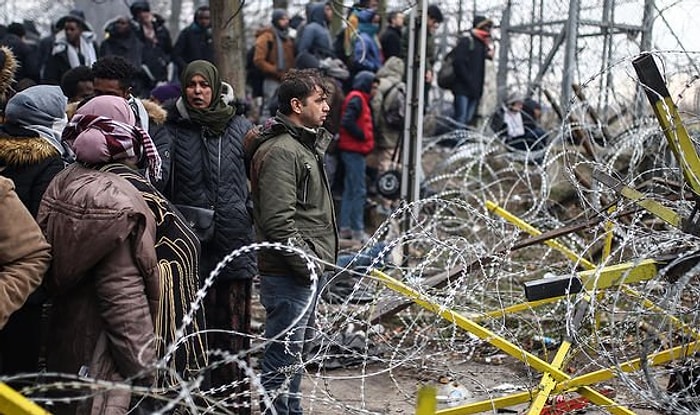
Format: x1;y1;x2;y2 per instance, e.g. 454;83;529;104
0;127;60;167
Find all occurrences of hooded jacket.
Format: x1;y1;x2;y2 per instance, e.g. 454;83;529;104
37;164;159;414
351;9;383;73
100;19;143;69
371;56;405;149
296;3;334;59
338;70;375;155
243;113;338;282
0;177;50;329
172;11;214;74
0;126;64;217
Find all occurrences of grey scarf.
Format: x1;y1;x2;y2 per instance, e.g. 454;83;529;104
274;28;288;71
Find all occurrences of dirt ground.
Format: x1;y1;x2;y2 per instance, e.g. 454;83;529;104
250;286;666;415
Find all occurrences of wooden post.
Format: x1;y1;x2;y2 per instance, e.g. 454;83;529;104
210;0;247;99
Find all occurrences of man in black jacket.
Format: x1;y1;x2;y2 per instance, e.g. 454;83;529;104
172;6;213;78
130;1;173;90
42;10;98;85
379;11;404;60
451;15;495;126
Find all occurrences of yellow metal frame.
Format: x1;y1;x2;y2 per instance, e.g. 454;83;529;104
391;201;698;415
0;382;50;415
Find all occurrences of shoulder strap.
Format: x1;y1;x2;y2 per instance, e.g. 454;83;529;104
381;82;401;115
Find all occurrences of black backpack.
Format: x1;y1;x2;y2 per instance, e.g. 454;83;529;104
437;34;474;90
246;37;273;98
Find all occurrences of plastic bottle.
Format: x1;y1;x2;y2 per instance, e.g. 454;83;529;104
436;377;473;408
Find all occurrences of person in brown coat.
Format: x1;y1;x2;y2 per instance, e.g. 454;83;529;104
0;176;50;330
37;95;162;415
253;9;295;120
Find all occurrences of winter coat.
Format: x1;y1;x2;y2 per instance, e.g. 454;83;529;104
379;26;402;61
296;3;334;59
133;14;173;86
0;125;64;217
0;33;40;83
100;21;143;69
452;31;490;98
338;71;376;155
253;27;295;81
172;23;214;75
162;100;257;281
243;112;338;282
37;164;159;414
371;57;405;149
42;33;99;85
352;32;383;73
0;176;50;329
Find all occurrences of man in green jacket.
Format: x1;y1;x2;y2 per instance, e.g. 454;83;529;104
243;68;338;415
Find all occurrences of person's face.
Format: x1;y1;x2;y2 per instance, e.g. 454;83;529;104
185;74;213;109
509;101;523;112
294;85;329;128
392;13;405;28
533;107;542;120
74;80;94;102
324;5;333;23
277;16;290;30
137;10;153;24
370;82;379;98
93;78;129;99
196;10;211;28
428;17;440;34
64;21;82;45
115;18;131;34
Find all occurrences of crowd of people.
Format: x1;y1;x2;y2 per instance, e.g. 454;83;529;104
0;1;548;414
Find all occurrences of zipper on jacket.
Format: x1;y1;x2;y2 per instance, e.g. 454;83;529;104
302;162;312;203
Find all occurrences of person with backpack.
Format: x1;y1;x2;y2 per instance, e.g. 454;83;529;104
451;15;495;127
253;9;295;121
370;56;405;215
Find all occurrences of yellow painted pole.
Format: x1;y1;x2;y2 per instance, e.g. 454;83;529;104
416;385;438;415
0;383;50;415
371;269;633;413
485;201;596;270
526;341;572;415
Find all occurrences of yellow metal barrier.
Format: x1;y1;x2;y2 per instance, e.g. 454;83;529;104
0;382;50;415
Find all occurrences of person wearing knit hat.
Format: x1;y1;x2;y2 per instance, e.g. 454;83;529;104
253;8;295;122
149;83;180;104
0;84;67;379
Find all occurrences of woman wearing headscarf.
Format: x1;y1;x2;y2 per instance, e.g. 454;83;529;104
37;95;161;415
163;60;257;407
64;95;208;391
0;84;69;379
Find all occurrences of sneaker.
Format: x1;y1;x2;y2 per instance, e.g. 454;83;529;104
339;228;352;239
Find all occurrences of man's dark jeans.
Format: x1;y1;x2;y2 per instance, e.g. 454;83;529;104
259;275;318;415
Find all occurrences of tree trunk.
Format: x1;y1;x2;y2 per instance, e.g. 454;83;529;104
168;0;183;38
272;0;289;8
210;0;246;99
73;0;128;43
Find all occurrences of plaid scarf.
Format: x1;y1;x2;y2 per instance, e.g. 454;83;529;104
63;114;162;181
